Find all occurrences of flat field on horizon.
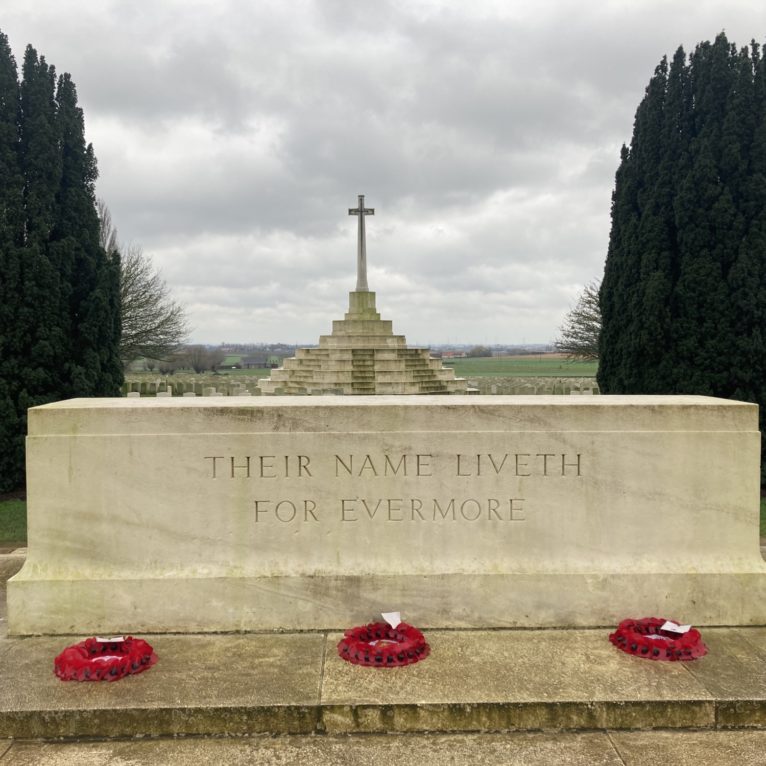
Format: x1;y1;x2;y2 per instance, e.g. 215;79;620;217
444;354;598;378
125;354;598;383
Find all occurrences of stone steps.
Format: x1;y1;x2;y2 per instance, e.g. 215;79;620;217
258;291;468;394
4;731;766;764
1;627;765;740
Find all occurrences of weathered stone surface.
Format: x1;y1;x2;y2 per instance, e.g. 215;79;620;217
610;730;766;764
0;732;624;765
0;556;23;640
1;628;766;740
5;731;766;765
8;395;765;634
0;634;323;738
258;291;467;394
684;628;766;727
320;630;714;733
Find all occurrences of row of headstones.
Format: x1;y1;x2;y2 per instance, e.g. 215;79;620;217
123;381;262;397
122;378;599;397
468;379;600;396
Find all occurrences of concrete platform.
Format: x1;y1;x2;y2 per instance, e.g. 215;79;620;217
3;551;766;755
4;731;766;765
1;625;766;739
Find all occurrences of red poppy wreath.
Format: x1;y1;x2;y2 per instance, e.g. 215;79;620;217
54;636;158;681
338;621;430;667
609;618;707;661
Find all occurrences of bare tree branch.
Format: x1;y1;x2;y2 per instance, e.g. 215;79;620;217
555;280;601;360
97;201;190;365
96;198;118;256
119;245;190;364
181;345;225;373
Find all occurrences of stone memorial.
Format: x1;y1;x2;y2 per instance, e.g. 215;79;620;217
8;394;766;635
258;195;467;395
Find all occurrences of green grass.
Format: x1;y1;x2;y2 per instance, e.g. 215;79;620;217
215;368;272;378
0;499;26;543
130;355;598;381
443;356;598;378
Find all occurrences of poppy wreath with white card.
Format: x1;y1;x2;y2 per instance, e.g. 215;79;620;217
609;618;707;661
338;621;430;667
54;636;158;681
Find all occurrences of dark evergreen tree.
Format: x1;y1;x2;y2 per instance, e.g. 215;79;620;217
17;47;66;416
0;33;121;492
53;73;122;397
599;33;766;481
0;31;24;488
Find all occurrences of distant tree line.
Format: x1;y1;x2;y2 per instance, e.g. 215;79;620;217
466;345;493;358
0;31;121;492
138;346;227;375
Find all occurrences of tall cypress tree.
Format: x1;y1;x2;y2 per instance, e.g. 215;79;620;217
599;33;766;481
0;33;121;492
0;31;24;488
17;46;66;414
53;73;121;397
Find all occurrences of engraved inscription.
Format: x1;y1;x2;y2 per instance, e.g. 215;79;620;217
334;453;432;477
456;453;581;477
254;499;319;522
204;449;584;527
206;452;582;479
205;455;312;479
254;497;526;523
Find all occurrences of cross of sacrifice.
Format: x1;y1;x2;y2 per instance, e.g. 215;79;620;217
348;194;374;291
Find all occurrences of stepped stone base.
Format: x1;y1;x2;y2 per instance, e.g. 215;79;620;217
3;732;766;765
258;291;466;395
1;627;766;739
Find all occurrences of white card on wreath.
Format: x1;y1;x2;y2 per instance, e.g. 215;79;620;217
660;621;691;634
381;611;401;629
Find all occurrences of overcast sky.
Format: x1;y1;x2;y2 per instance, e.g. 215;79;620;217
3;1;766;345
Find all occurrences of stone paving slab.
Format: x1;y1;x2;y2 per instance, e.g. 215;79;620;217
684;627;766;727
609;729;766;764
0;732;625;765
0;634;325;738
4;731;766;765
320;630;714;733
0;627;742;739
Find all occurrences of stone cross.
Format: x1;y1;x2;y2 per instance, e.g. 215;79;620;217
348;194;374;291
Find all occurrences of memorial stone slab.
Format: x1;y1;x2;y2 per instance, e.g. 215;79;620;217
8;395;765;635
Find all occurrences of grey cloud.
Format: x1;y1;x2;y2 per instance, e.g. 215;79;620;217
4;0;765;343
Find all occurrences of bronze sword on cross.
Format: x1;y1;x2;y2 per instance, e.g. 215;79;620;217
348;194;374;291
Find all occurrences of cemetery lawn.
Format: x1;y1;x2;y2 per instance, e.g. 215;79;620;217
443;354;598;378
0;499;26;543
